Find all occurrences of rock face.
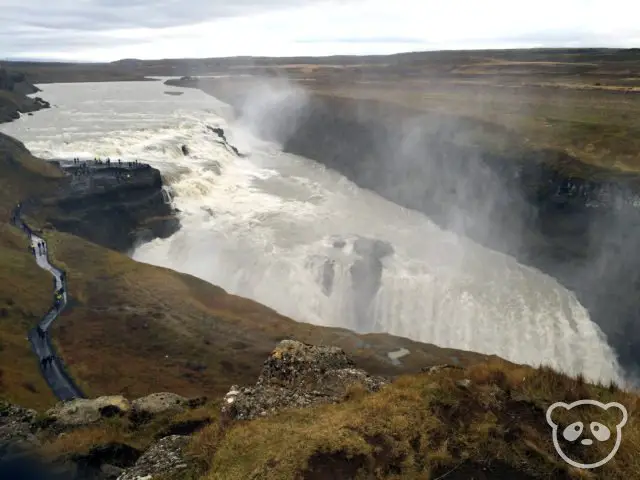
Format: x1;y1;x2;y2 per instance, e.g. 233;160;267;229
222;340;389;421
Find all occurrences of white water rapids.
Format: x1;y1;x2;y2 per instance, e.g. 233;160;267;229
0;80;624;384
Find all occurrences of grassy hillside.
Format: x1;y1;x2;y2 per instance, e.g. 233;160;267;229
25;348;640;479
187;360;639;479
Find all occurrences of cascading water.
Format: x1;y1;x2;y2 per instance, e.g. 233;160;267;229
0;80;624;386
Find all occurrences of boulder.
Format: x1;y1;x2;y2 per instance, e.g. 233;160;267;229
46;395;131;429
131;393;188;420
222;340;389;421
117;435;190;480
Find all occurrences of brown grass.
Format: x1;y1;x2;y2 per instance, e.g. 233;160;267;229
190;360;639;479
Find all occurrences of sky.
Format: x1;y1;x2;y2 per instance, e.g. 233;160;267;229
1;0;639;62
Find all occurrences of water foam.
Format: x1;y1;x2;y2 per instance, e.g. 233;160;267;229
0;81;624;385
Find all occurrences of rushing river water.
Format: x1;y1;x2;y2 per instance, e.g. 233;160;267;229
0;80;624;384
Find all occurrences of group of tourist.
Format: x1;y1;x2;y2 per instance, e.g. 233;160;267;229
32;239;46;257
71;157;143;168
40;355;56;369
70;156;147;183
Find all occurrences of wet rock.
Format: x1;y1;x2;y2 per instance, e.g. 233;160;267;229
222;340;389;421
206;125;227;142
180;144;189;156
117;435;189;480
349;237;394;330
46;396;131;429
321;259;335;296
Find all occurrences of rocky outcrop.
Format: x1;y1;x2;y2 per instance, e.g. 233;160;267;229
0;402;40;454
205;125;246;157
222;340;389;421
24;161;180;253
0;67;50;124
0;392;202;480
131;393;188;422
44;392;193;431
117;435;190;480
45;395;131;430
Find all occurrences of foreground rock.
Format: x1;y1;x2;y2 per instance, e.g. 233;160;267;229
117;435;189;480
0;392;203;480
222;340;389;421
45;392;192;430
46;395;131;429
131;393;188;422
0;402;39;454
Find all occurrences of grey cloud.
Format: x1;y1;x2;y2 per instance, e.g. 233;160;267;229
0;0;307;58
298;37;427;44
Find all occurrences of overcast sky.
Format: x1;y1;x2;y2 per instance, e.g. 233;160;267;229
2;0;639;62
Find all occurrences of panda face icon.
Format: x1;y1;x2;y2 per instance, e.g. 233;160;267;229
546;400;627;469
562;421;611;444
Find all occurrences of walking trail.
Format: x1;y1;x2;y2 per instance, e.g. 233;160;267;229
12;202;84;401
